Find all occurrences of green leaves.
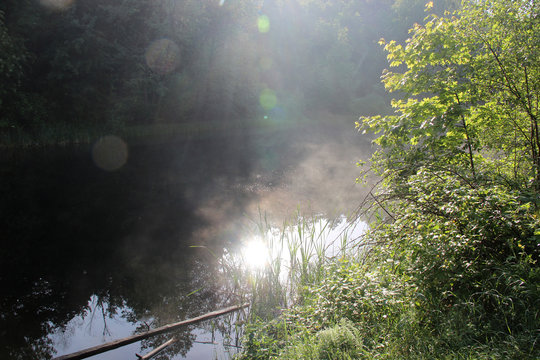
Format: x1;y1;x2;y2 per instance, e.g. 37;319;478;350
362;0;540;190
353;2;540;357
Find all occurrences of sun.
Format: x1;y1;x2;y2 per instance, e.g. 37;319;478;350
241;238;269;270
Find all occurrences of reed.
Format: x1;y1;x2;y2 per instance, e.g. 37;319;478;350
217;211;367;321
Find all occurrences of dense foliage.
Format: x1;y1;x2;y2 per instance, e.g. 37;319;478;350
363;0;540;192
0;0;457;146
238;1;540;358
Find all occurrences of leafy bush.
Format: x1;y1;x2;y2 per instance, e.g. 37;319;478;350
369;170;540;357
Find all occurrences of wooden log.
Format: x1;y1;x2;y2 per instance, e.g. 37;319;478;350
135;337;177;360
53;303;250;360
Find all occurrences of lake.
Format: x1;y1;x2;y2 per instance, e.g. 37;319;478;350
0;118;374;359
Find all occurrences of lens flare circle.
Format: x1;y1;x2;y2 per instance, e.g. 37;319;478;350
257;15;270;33
259;88;277;110
92;135;128;171
145;39;180;75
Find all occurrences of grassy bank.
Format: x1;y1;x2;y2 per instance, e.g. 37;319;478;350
231;196;540;359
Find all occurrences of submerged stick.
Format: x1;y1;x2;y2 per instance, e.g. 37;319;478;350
135;337;177;360
53;303;250;360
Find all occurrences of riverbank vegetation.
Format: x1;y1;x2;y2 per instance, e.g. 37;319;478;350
236;1;540;359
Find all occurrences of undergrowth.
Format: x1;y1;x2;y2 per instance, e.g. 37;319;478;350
233;177;540;359
233;0;540;357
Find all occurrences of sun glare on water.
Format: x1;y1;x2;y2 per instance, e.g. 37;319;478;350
241;239;269;270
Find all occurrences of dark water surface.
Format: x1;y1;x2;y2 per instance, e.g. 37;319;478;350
1;121;373;359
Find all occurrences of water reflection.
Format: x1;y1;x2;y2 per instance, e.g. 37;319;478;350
0;121;374;359
241;238;269;270
49;296;141;358
229;215;368;293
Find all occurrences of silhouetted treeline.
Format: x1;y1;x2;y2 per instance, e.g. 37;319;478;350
0;0;459;143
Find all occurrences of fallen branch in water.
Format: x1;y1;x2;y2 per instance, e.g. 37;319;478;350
136;337;177;360
53;303;250;360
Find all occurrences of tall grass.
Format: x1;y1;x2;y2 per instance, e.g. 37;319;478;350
215;211;368;321
188;212;366;358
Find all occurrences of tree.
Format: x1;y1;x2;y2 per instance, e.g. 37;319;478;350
361;0;540;192
358;1;540;355
0;9;31;130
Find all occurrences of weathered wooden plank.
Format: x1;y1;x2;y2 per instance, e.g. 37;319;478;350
53;303;249;360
